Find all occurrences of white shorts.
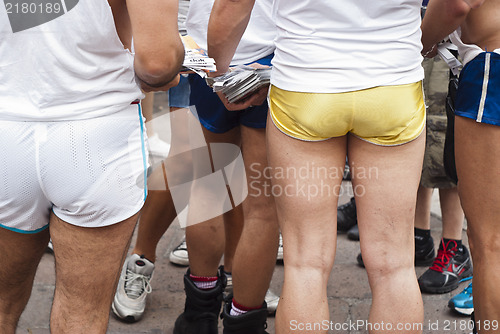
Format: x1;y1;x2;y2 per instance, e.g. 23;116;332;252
0;104;148;233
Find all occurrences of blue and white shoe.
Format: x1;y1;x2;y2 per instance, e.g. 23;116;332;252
448;277;473;315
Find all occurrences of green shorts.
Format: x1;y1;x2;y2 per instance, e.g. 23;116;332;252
421;57;456;189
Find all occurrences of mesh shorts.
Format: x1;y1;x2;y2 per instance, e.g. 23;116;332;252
0;105;148;233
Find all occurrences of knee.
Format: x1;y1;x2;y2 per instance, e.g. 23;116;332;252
363;248;414;281
243;205;279;233
285;248;335;279
467;226;500;259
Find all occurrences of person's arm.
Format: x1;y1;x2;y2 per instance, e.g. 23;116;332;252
421;0;485;56
126;0;185;91
207;0;255;76
207;0;268;111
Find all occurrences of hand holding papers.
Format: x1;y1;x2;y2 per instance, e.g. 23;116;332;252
210;64;271;104
180;35;217;77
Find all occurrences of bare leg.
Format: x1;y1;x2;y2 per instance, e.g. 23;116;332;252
186;216;227;276
50;213;137;333
186;127;242;277
223;203;244;273
132;190;177;262
231;126;279;308
351;133;425;334
414;185;433;230
439;187;464;240
267;116;345;334
135;104;194;262
0;227;50;334
455;116;500;333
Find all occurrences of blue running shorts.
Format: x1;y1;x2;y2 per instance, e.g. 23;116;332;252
455;51;500;125
169;74;190;108
188;53;273;133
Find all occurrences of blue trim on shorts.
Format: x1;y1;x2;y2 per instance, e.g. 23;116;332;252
138;105;148;201
0;223;49;234
455;52;500;126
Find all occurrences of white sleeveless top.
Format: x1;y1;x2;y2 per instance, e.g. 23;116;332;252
0;0;143;121
186;0;275;65
271;0;425;93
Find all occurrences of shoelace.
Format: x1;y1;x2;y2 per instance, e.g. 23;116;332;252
429;240;458;273
124;269;152;299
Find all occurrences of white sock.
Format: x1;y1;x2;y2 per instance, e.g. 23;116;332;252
230;301;248;316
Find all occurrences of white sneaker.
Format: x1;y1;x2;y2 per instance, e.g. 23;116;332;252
169;234;283;267
112;254;154;322
147;133;171;157
46;239;54;253
277;234;284;261
169;239;189;266
265;289;280;315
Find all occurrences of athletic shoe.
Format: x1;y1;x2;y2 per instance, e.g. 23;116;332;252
347;224;359;241
448;277;473;315
343;163;351;181
170;234;284;266
169;239;189;266
265;289;280;315
222;301;269;334
46;239;54;253
223;269;279;316
414;234;436;266
356;253;364;267
223;269;233;300
356;234;435;267
276;234;284;261
418;239;472;294
148;133;171;157
174;267;226;334
337;197;357;232
112;254;154;322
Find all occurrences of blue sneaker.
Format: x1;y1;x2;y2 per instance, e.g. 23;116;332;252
448;277;473;315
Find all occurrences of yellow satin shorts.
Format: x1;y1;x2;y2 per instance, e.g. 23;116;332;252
269;82;426;146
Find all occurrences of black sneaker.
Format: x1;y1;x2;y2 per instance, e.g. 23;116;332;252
356;235;435;267
414;235;435;266
347;224;359;241
337;197;357;232
418;239;472;294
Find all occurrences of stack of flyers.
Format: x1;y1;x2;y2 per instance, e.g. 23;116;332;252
180;35;216;78
212;65;271;103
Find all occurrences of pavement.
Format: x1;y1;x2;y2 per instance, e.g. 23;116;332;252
16;94;472;334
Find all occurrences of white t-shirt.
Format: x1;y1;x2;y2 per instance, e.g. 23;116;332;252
271;0;425;93
186;0;275;65
178;0;190;36
449;28;500;66
0;0;143;121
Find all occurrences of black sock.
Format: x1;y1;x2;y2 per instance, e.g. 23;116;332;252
414;228;431;245
442;238;462;251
